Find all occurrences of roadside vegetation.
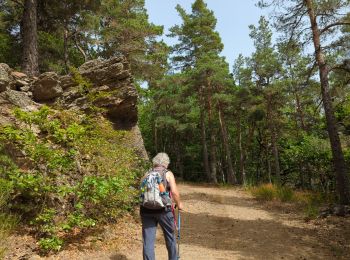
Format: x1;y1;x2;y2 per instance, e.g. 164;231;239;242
249;183;335;219
0;178;18;258
0;106;144;253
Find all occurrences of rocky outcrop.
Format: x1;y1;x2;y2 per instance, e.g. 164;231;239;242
0;56;147;159
32;72;62;101
0;56;148;256
78;56;131;85
57;56;138;130
0;63;12;92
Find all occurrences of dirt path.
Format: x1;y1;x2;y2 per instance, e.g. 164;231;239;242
136;184;349;260
6;183;350;259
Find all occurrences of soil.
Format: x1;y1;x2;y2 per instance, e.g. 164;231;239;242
5;183;350;260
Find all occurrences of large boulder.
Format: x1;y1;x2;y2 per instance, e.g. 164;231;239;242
0;63;12;92
59;56;138;130
32;72;63;102
59;75;77;90
0;89;40;127
78;56;131;86
0;89;39;111
10;71;31;93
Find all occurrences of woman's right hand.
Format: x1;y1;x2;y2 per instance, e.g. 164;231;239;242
177;202;184;211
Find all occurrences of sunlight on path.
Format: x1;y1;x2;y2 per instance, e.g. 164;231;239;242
184;199;273;221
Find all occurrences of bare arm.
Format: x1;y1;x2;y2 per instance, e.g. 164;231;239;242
166;171;183;210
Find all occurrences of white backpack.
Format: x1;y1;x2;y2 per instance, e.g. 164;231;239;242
140;169;171;209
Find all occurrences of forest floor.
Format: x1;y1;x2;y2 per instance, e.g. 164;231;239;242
5;183;350;260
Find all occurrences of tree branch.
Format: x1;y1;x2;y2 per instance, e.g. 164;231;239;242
11;0;25;7
320;21;350;34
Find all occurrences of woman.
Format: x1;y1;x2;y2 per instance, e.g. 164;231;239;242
140;152;183;260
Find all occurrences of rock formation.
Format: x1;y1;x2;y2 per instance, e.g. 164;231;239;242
0;56;148;159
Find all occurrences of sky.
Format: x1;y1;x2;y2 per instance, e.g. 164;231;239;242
145;0;271;71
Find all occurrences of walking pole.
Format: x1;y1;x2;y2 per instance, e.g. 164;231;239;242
177;209;181;259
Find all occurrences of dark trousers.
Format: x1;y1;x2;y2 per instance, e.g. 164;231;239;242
141;209;177;260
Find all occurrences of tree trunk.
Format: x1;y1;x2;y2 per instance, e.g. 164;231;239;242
267;156;272;184
21;0;39;76
295;90;307;131
242;123;255;185
305;0;350;204
209;131;218;183
200;107;211;181
64;27;70;72
207;79;217;184
74;34;88;62
237;109;245;184
174;137;184;179
218;105;237;184
266;94;281;183
154;122;158;153
271;130;280;182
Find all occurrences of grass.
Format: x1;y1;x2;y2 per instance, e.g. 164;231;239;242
249;183;333;219
250;183;295;202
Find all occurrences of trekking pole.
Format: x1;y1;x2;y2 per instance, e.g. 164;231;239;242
177;209;181;259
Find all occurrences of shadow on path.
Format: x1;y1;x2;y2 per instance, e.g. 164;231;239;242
180;210;328;259
109;253;128;260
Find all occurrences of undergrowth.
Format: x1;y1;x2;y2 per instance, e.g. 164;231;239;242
249;183;334;219
0;177;18;258
0;106;145;254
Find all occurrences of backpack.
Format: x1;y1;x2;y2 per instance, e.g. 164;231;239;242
140;169;172;210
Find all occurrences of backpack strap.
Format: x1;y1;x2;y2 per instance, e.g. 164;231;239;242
161;169;169;192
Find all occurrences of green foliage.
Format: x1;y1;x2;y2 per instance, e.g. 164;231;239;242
38;31;66;74
99;0;165;81
304;203;319;219
69;67;93;94
0;106;144;252
38;236;64;253
280;134;333;191
276;186;294;202
293;191;333;220
0;158;18;258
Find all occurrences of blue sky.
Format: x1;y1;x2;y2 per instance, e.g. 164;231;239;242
145;0;271;71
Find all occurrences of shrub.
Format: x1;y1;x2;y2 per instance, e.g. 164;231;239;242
0;176;18;258
0;106;145;253
294;191;334;220
276;186;294;202
250;183;295;202
250;183;276;201
250;183;334;220
38;236;64;253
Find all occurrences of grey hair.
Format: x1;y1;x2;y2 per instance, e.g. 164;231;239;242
152;152;170;168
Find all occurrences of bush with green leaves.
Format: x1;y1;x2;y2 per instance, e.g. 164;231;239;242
280;134;334;191
0;106;145;253
0;157;18;257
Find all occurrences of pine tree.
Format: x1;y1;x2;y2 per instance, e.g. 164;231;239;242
169;0;236;183
259;0;350;204
99;0;164;81
248;16;283;183
21;0;39;76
